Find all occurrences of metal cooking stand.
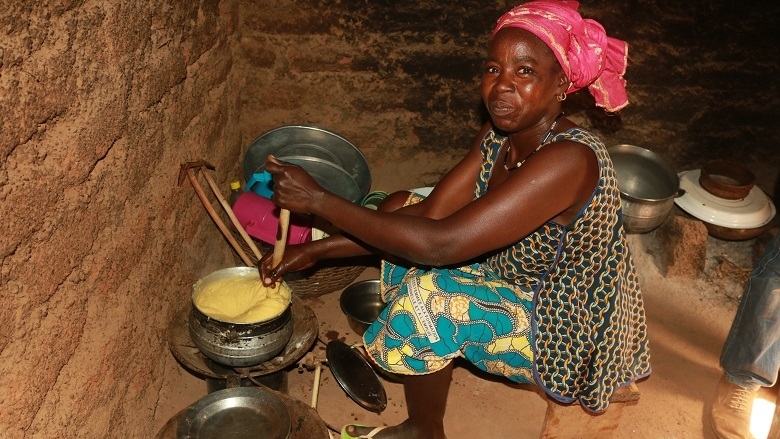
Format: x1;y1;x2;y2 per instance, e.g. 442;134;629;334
160;295;328;439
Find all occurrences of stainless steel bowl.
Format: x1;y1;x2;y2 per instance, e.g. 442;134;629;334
339;279;385;335
608;144;680;233
243;125;371;202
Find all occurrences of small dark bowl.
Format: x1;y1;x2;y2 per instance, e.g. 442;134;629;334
699;160;755;200
340;279;385;335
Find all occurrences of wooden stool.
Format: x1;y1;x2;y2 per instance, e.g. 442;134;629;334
539;382;641;439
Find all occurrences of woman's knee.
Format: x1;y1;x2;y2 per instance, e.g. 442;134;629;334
378;191;413;212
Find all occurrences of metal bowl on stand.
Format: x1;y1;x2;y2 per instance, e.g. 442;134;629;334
608;144;680;233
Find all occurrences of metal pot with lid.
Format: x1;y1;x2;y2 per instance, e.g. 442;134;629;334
188;267;293;367
675;163;777;241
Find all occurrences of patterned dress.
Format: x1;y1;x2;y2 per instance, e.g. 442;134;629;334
363;127;651;412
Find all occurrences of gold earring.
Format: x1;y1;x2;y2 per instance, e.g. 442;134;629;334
557;92;567;102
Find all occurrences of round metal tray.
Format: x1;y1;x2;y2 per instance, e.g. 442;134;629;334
156;386;328;439
177;387;290;439
277;155;362;203
242;125;371;201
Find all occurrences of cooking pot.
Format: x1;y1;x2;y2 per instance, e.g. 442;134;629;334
704;221;776;241
608;144;680;233
188;267;293;367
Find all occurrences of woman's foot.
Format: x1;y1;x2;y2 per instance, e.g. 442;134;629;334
341;425;386;439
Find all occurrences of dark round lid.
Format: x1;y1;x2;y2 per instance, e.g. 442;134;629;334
325;340;387;413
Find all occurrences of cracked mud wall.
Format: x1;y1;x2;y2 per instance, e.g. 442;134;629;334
0;1;242;437
237;0;507;191
238;0;779;195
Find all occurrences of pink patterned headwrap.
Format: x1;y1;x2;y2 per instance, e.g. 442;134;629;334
493;1;629;112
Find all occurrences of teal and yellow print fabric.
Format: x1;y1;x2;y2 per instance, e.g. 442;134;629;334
363;261;536;383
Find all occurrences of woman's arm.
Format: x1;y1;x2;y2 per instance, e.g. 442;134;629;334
259;124;489;282
266;126;597;267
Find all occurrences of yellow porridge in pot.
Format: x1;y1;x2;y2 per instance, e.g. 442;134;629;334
194;277;291;324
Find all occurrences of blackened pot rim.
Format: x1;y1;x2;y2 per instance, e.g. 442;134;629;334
191;304;292;336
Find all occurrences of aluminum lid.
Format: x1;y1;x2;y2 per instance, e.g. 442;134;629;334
325;340;387;413
674;169;776;229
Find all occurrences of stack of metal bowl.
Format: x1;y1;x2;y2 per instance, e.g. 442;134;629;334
242;125;372;204
674;160;776;240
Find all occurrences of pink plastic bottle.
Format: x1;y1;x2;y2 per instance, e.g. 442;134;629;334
231;191;313;245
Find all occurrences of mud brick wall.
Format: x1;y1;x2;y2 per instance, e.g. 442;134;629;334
237;0;780;197
236;0;509;191
0;1;242;437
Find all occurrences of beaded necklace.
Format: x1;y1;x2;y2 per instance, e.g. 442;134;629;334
503;112;564;171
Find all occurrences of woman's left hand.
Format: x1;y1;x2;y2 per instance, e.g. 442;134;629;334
264;155;326;214
258;242;318;286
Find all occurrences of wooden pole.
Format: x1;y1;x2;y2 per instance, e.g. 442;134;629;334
200;169;264;262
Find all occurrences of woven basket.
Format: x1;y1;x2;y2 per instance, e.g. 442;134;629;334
231;228;371;298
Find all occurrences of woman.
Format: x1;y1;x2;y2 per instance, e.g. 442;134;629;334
261;2;651;438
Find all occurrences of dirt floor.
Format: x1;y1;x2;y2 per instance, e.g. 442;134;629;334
153;213;779;438
144;2;780;436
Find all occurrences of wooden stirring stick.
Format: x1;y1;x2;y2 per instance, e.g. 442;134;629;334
179;164;254;266
272;208;291;267
200;169;264;262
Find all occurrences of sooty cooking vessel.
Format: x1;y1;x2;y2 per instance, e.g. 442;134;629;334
188;267;293;367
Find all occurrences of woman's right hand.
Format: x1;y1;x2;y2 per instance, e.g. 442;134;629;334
264;155;326;215
258;242;318;286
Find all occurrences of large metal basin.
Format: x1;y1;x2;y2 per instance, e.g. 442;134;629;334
242;125;371;203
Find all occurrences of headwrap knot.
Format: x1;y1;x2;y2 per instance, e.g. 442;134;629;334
493;1;629;112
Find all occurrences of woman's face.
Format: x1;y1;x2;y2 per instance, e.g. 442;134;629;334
481;27;564;133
